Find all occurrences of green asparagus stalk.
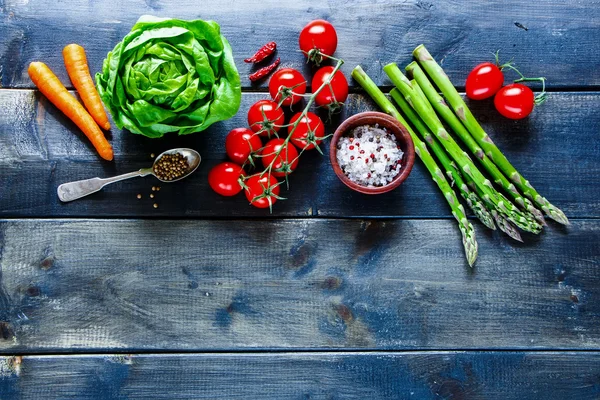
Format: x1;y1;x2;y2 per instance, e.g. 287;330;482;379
455;157;523;240
413;44;569;225
406;65;546;226
397;84;525;242
384;62;542;234
391;88;524;242
456;154;523;241
389;88;497;232
352;65;478;267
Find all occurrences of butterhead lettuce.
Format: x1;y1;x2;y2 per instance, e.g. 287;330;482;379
96;16;241;138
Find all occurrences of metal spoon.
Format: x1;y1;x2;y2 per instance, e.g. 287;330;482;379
57;148;201;202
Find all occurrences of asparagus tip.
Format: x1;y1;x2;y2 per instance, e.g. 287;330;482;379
462;226;478;268
549;206;570;226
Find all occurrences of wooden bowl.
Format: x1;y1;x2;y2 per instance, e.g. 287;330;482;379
329;112;415;194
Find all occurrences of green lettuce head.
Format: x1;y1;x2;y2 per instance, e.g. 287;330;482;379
96;16;241;138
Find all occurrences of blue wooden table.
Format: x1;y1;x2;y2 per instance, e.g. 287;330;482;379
1;1;599;398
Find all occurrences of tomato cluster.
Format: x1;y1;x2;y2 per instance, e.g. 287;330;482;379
209;105;325;208
208;20;347;210
465;58;546;120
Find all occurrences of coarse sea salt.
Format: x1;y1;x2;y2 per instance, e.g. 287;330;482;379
336;124;403;187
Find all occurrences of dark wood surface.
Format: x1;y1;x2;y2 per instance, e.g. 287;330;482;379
1;352;600;399
0;219;597;352
1;0;599;398
1;0;599;90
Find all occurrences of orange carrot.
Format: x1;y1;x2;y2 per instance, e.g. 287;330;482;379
28;62;113;161
63;44;111;130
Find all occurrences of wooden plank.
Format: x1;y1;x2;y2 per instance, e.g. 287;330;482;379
1;90;595;218
1;0;599;90
0;219;597;352
1;352;599;399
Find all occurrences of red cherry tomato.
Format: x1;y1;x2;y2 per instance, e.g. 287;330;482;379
225;128;263;165
299;19;338;59
269;68;307;106
244;174;281;209
208;162;246;197
247;99;285;137
494;83;535;120
312;66;348;107
466;62;505;100
289;112;325;150
261;138;300;177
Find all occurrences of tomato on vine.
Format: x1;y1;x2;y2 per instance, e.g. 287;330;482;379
247;99;285;137
208;162;246;197
225;128;263;165
261;138;300;177
494;83;537;120
269;68;307;106
299;19;338;64
289;112;325;150
244;174;281;209
312;66;348;111
465;62;504;100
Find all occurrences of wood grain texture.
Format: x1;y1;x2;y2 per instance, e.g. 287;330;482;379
1;0;599;90
1;90;596;218
1;352;600;399
0;218;597;352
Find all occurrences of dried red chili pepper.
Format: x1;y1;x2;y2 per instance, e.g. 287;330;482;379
244;41;277;63
249;58;280;82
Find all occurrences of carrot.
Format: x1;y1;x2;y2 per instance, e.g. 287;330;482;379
63;44;111;130
28;62;113;161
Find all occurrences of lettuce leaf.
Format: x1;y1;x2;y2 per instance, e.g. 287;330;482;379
96;15;241;138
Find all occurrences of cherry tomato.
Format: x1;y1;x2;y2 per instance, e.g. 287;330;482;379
466;62;504;100
247;99;285;137
289;112;325;150
244;174;281;209
312;66;348;108
208;162;246;197
225;128;263;165
269;68;307;106
261;138;300;177
494;83;535;120
299;19;338;59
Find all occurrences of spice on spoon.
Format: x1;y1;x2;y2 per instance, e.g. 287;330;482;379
153;152;189;181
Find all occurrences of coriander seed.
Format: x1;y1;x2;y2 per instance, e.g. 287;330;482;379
153;152;189;181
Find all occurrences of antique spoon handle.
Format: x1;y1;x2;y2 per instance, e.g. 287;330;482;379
57;168;153;202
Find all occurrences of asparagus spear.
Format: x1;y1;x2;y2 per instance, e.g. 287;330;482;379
384;62;542;234
406;65;546;226
352;65;478;267
413;44;569;225
391;88;524;241
401;82;525;241
389;88;497;232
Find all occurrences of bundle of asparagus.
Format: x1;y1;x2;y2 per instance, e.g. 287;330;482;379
351;45;568;267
